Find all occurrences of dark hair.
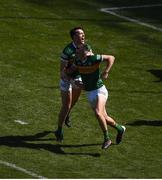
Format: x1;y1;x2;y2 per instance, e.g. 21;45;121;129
69;27;84;39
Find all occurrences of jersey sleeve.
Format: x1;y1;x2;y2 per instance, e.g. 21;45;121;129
60;43;75;63
60;48;70;62
96;54;103;62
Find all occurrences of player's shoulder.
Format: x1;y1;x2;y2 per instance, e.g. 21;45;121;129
62;42;76;55
85;43;91;50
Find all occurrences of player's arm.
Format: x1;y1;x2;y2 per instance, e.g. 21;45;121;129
60;50;72;80
61;59;78;80
60;61;70;80
101;55;115;80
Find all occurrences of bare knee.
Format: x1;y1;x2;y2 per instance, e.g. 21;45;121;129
95;109;103;119
71;88;81;107
61;103;71;112
106;115;116;126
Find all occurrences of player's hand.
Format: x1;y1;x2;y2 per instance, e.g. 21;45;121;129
86;51;94;56
101;71;109;80
74;80;84;89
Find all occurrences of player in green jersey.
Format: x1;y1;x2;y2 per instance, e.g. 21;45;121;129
73;44;126;149
55;27;93;141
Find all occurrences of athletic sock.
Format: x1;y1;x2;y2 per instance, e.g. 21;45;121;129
57;126;63;134
103;130;110;141
114;123;123;132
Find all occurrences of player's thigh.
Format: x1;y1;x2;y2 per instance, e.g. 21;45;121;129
88;85;108;110
72;87;82;102
71;77;82;104
60;79;72;92
60;78;72;102
60;90;72;109
95;94;107;113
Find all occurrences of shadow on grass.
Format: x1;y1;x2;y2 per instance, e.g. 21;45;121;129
148;69;162;82
126;119;162;126
0;131;101;157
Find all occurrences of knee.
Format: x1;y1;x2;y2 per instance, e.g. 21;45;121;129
95;109;103;119
64;105;71;111
61;102;71;111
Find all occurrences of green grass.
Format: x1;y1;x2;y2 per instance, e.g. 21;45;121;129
0;0;162;178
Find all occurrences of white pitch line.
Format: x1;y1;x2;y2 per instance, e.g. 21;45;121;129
14;120;28;125
100;4;162;32
103;3;162;10
0;160;46;179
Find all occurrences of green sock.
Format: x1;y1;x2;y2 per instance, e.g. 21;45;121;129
103;130;110;141
58;126;63;134
114;123;123;132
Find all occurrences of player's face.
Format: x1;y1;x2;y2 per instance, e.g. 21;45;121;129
73;29;85;46
76;44;88;60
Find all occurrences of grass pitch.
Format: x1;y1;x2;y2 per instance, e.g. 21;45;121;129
0;0;162;178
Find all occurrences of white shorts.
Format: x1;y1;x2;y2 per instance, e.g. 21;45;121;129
60;77;82;92
86;85;108;107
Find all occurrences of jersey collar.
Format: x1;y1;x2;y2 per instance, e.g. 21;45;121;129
72;42;77;48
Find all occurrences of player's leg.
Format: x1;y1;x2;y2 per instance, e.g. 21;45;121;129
94;94;112;149
88;87;111;149
64;87;81;127
103;103;126;144
65;78;82;127
55;80;72;141
58;90;72;127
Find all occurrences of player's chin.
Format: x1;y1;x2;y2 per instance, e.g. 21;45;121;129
80;39;85;44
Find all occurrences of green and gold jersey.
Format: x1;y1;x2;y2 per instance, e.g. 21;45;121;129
61;42;76;66
75;55;104;91
61;42;91;65
61;42;92;78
